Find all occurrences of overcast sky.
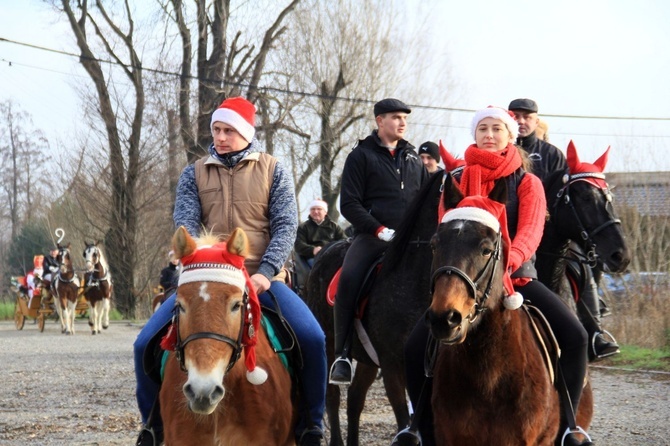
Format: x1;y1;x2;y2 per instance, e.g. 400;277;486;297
1;0;669;172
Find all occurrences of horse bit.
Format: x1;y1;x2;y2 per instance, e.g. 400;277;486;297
555;172;621;267
172;290;252;375
429;229;503;324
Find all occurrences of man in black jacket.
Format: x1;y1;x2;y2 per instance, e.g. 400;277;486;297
509;98;619;360
329;98;427;385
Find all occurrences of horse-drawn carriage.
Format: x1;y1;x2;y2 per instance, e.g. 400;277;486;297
10;276;88;332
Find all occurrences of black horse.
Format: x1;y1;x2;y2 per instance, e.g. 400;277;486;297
304;173;462;446
536;142;630;356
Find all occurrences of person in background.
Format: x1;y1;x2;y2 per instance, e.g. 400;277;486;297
158;250;180;295
417;141;442;174
294;199;346;267
134;96;326;446
40;247;59;289
329;98;427;385
509;98;619;360
404;106;593;446
536;118;549;141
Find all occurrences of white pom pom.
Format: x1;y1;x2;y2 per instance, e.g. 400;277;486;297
246;366;268;385
504;292;523;310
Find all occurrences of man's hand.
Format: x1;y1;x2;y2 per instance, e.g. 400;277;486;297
250;273;271;295
377;227;395;242
313;246;322;256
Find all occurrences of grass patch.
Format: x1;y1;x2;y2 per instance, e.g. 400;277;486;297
0;300;15;320
602;345;670;372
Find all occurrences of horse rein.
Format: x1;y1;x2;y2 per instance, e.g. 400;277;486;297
554;172;621;267
83;247;110;285
56;247;77;283
430;229;503;324
173;290;250;375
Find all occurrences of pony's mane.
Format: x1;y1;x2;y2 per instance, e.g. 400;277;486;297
384;173;443;271
195;232;225;248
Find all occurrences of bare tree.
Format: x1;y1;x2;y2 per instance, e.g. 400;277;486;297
58;0;146;317
162;0;301;163
0;100;48;241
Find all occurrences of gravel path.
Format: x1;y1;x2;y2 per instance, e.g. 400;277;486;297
0;319;668;445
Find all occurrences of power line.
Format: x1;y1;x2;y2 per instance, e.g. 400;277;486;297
2;36;670;122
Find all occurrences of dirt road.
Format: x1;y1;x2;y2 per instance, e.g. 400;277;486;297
0;320;668;445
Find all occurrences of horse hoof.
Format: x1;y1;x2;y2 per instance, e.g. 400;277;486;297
88;321;94;327
92;331;96;335
97;330;101;334
103;325;109;330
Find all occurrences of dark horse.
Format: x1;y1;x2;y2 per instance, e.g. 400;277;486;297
304;173;462;446
52;243;81;335
536;142;630;338
428;190;594;445
83;241;113;334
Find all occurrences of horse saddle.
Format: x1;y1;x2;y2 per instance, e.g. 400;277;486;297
326;257;383;315
521;304;560;385
143;296;303;384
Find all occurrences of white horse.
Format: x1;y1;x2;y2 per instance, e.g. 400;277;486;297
83;241;113;334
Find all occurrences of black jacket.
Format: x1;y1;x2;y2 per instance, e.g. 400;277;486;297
294;216;346;259
43;255;59;275
517;132;567;182
340;131;427;235
160;263;179;292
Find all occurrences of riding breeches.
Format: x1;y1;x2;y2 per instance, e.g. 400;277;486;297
333;233;388;356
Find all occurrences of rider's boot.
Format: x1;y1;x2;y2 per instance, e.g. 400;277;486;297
577;267;619;361
556;352;593;446
329;293;355;385
298;426;325;446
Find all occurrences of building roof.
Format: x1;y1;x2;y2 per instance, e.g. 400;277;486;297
607;172;670;217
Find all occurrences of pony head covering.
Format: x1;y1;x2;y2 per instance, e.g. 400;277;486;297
440;195;523;310
176;241;266;385
471;106;519;140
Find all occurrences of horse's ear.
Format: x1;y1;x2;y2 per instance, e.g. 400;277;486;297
172;226;197;259
227;228;249;258
566;140;580;172
489;177;508;205
593;146;610;172
443;173;464;209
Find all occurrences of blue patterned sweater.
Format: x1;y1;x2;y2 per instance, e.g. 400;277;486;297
173;139;298;280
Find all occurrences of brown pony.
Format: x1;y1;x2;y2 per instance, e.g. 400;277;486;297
52;243;81;335
83;241;113;334
160;227;297;445
428;193;593;445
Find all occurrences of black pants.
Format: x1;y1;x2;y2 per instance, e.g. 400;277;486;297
333;233;388;356
405;279;588;444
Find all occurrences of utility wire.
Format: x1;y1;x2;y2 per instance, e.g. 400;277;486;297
3;36;670;122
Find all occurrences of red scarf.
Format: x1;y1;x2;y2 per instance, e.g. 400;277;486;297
460;143;522;196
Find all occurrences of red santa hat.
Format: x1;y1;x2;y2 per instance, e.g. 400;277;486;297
471;106;519;140
175;241;267;385
309;199;328;213
210;97;256;143
440;195;523;310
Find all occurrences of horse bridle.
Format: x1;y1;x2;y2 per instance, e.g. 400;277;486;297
429;228;503;323
172;290;251;375
554;172;621;267
56;247;77;283
83;246;110;285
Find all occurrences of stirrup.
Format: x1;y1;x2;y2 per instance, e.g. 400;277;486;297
136;426;160;446
391;426;422;445
591;330;620;360
560;426;593;445
328;357;354;385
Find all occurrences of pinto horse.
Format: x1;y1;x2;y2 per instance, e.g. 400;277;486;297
536;142;630;313
83;241;113;334
160;227;296;445
428;191;593;445
304;173;462;445
52;243;81;335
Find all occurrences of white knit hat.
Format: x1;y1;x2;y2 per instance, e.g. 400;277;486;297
471;106;519;140
309;199;328;213
210;97;256;142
